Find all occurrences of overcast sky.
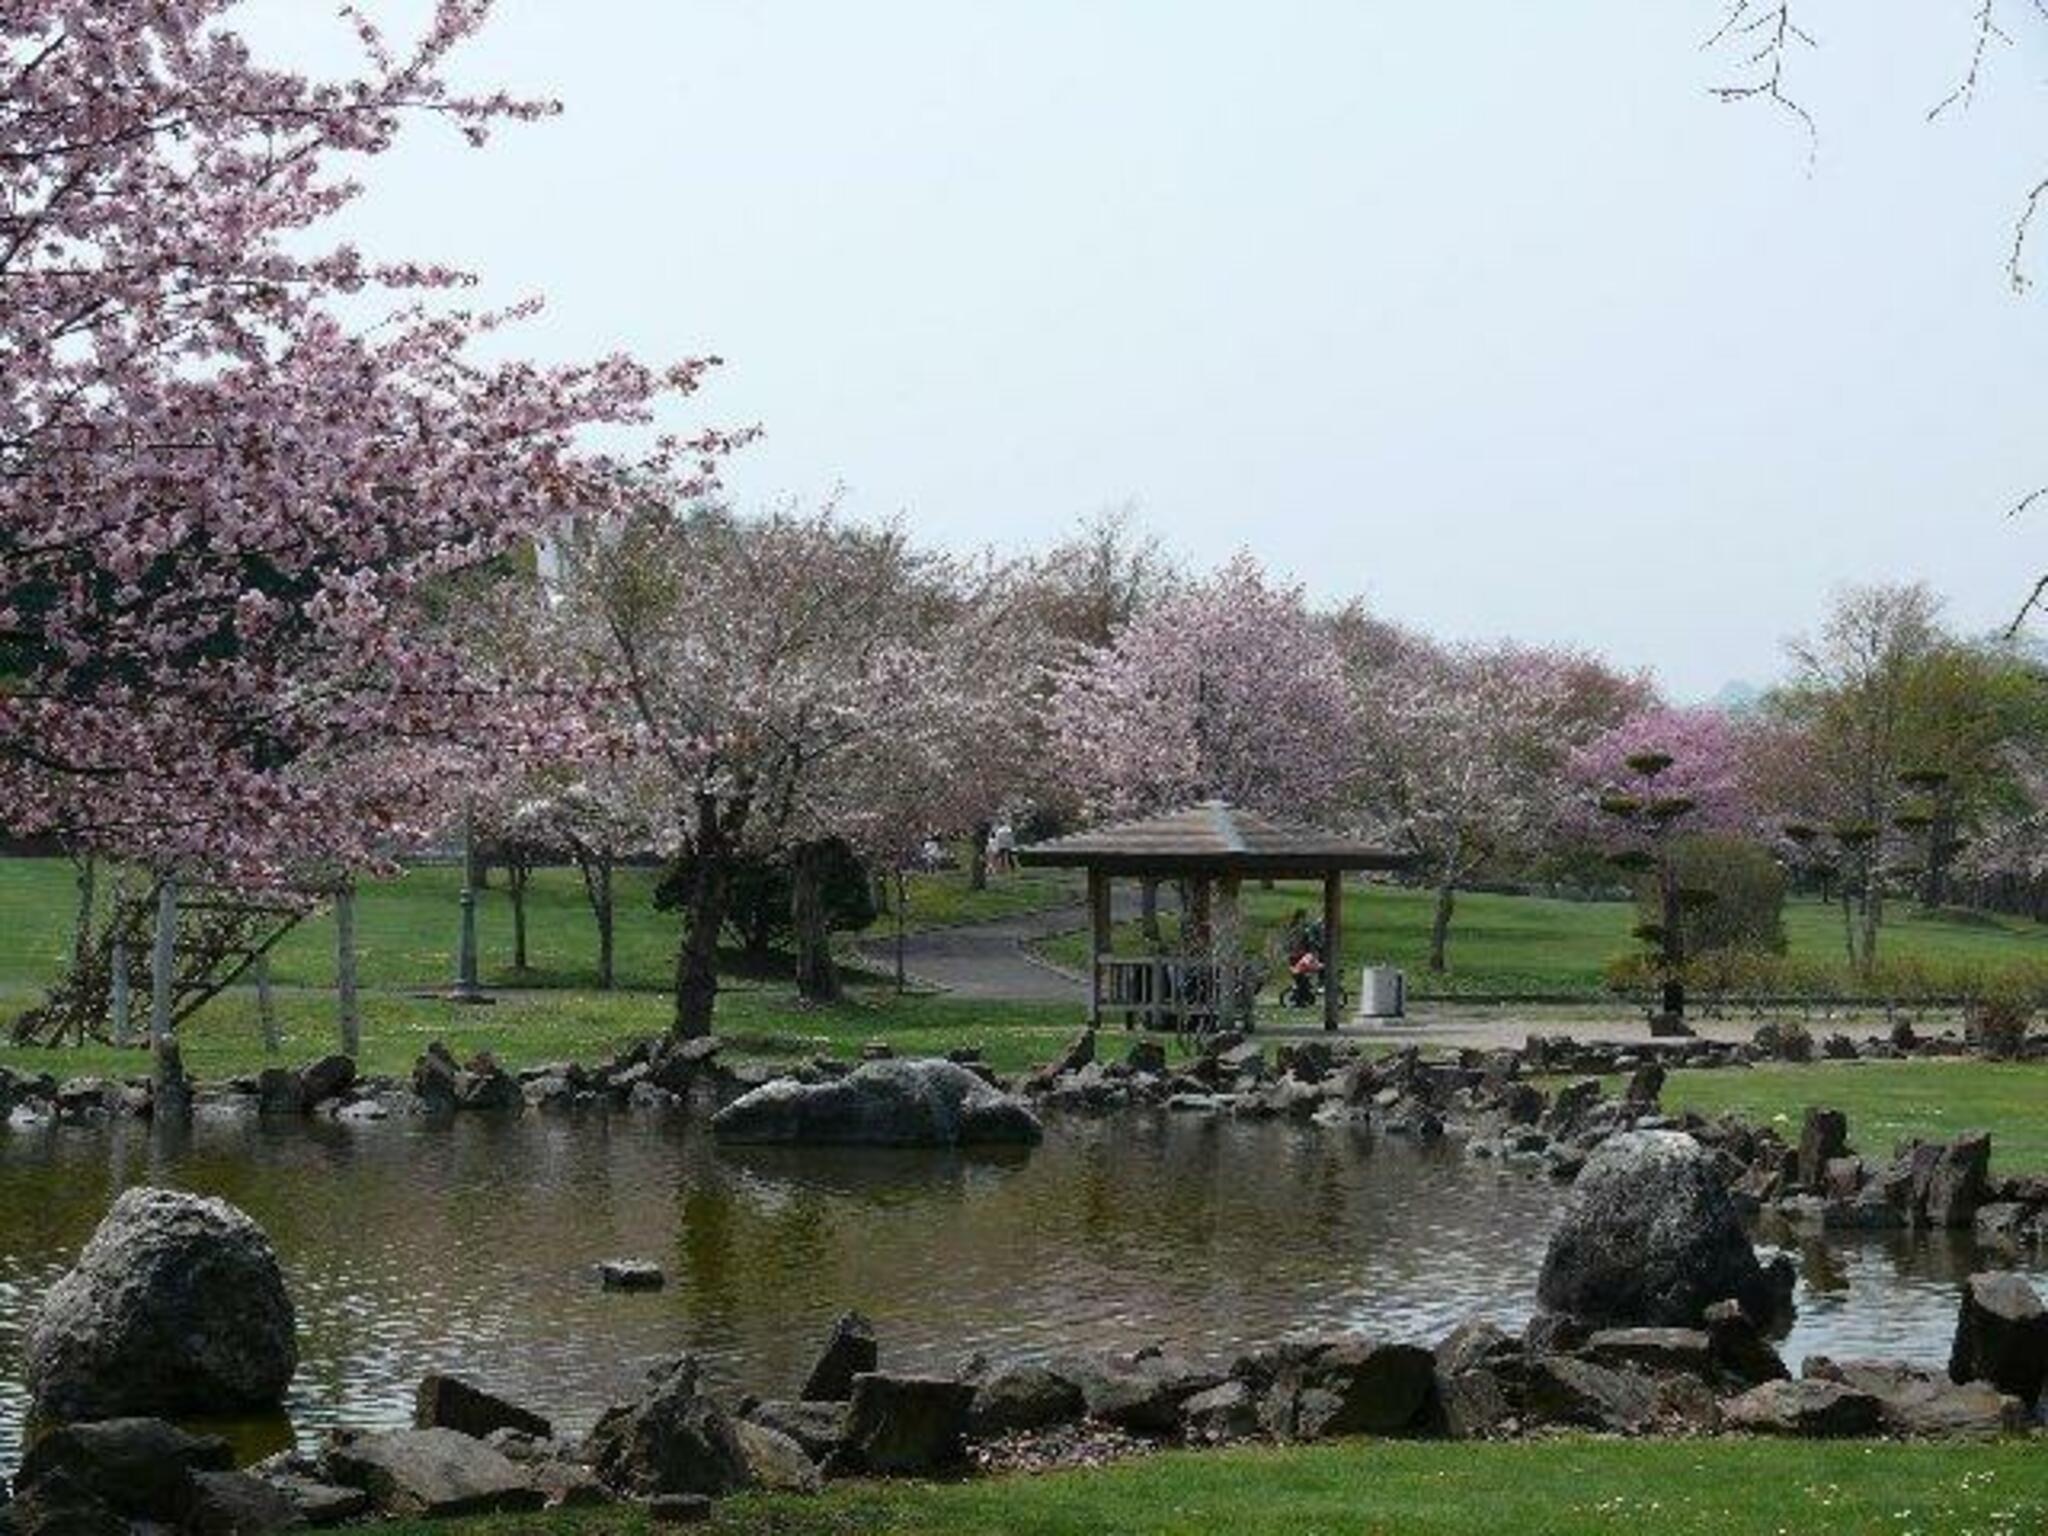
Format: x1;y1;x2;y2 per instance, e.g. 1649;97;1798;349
242;1;2048;699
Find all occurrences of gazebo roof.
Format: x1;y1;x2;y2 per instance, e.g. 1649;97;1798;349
1016;800;1407;877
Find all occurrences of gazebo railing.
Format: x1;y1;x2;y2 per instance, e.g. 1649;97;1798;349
1096;955;1258;1033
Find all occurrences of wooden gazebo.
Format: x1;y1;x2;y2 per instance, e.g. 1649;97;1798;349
1017;801;1406;1032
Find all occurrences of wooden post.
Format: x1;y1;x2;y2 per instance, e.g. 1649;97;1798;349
1217;875;1242;1028
256;952;279;1056
149;877;178;1050
1322;870;1344;1032
1087;869;1111;1028
1188;876;1212;953
335;881;360;1058
110;937;131;1047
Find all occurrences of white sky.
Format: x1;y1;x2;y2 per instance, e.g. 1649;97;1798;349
240;1;2048;698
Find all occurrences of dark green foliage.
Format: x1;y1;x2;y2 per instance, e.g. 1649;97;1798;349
654;838;877;958
1637;835;1787;957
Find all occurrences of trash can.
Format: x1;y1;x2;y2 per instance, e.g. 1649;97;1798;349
1361;966;1405;1020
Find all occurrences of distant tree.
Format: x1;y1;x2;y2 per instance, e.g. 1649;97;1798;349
1355;640;1611;973
1050;554;1357;821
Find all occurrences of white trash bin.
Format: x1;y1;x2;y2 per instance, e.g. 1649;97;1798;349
1360;966;1405;1020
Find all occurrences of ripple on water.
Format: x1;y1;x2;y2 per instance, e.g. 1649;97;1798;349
0;1111;2037;1467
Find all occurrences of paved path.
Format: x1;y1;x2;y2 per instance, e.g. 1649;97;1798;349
861;907;1090;1003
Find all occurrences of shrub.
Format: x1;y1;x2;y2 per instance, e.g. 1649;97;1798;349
1638;835;1787;957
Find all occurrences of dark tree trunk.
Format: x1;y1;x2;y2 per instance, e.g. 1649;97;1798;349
574;849;615;991
791;841;842;1004
1659;858;1686;1019
507;855;531;972
674;793;742;1039
969;821;992;892
894;868;908;993
1428;882;1455;974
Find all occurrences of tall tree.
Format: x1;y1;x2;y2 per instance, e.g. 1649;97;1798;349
1357;640;1624;973
0;1;728;887
1049;554;1357;821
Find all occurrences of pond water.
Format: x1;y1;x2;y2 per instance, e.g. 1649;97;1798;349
0;1108;2036;1469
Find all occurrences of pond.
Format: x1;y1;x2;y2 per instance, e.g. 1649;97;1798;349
0;1108;2035;1468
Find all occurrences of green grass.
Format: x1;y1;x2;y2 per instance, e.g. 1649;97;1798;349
1647;1060;2048;1175
404;1438;2048;1536
0;983;1080;1084
1035;880;2048;999
0;857;1081;1000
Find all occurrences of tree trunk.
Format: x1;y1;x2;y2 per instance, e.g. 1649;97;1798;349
574;847;616;990
69;851;96;1047
674;793;739;1039
1140;878;1162;947
1659;859;1687;1019
894;868;908;993
335;879;360;1057
1428;882;1455;974
1858;882;1882;979
508;856;530;972
595;857;614;991
791;841;842;1004
969;821;992;892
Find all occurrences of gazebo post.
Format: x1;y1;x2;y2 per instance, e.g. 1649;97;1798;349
1217;875;1241;1028
1322;870;1344;1031
1086;867;1111;1028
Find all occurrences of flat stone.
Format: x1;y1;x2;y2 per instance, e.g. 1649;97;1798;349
966;1362;1085;1438
734;1419;821;1494
1522;1356;1657;1432
182;1471;307;1535
1582;1328;1713;1378
249;1473;369;1527
599;1259;666;1291
1720;1379;1884;1437
321;1427;544;1517
1803;1357;2028;1437
742;1400;848;1464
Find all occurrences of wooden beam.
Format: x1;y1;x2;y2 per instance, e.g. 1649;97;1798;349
1323;870;1344;1032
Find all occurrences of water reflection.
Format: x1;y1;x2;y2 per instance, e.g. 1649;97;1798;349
0;1109;2037;1466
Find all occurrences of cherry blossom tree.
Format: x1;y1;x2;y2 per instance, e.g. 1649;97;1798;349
554;504;1001;1032
1353;639;1604;973
1;1;730;889
1049;554;1357;820
1567;706;1760;839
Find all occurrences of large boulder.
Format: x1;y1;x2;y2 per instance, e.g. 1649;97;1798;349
1535;1131;1780;1328
741;1400;848;1465
322;1428;543;1517
25;1187;297;1420
181;1471;307;1536
584;1357;751;1499
711;1059;1042;1147
1949;1271;2048;1407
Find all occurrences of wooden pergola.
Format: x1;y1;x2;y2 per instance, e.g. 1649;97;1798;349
1017;801;1406;1032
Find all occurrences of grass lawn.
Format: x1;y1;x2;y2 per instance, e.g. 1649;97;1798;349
1035;879;2048;1000
400;1438;2048;1536
1647;1060;2048;1176
0;983;1081;1083
0;856;1081;1000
